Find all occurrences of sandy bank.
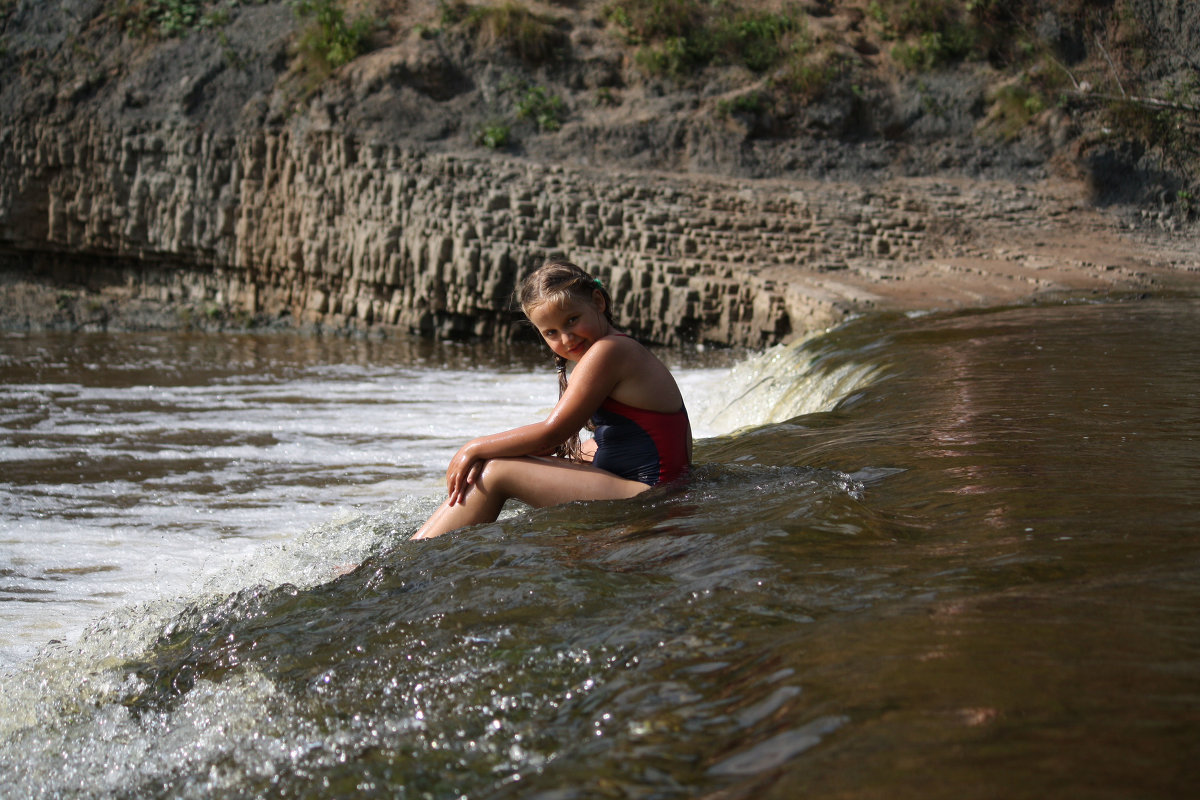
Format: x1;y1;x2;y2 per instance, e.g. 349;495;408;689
764;178;1199;322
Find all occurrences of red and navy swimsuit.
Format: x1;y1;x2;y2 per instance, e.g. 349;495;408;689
591;397;691;486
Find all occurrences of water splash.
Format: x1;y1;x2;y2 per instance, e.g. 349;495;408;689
692;330;884;435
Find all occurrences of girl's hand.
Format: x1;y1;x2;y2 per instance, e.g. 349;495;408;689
445;442;483;506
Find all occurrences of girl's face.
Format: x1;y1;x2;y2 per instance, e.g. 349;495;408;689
526;291;610;362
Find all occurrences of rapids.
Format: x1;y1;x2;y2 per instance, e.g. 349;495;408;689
2;294;1198;799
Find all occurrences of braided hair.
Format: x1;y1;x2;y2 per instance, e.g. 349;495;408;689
516;260;615;461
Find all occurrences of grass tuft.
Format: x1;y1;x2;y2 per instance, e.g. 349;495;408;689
606;0;806;78
443;0;568;65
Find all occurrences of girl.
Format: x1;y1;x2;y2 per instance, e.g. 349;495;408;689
412;261;691;539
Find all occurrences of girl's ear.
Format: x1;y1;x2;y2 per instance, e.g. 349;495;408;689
592;289;607;314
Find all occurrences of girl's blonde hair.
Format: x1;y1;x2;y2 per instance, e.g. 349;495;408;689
516;260;615;461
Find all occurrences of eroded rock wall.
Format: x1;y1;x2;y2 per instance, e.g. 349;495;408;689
2;115;960;345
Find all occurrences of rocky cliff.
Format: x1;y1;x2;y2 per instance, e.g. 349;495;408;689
2;0;1196;344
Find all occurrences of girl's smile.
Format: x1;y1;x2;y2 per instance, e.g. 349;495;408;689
527;292;610;362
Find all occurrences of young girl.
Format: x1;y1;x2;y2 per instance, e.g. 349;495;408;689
412;261;692;540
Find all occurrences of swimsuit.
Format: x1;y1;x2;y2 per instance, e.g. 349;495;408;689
591;397;691;486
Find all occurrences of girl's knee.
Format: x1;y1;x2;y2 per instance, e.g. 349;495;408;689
476;458;509;489
476;458;526;499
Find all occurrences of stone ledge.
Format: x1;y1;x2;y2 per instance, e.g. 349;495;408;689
3;121;1197;344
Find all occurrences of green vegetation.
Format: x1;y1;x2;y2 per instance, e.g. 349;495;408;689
595;87;619;107
39;0;1200;195
633;36;688;77
865;0;1027;70
469;79;567;150
1178;190;1195;218
515;85;567;132
605;0;807;78
859;0;1198;171
475;121;512;149
876;0;976;70
976;52;1076;141
117;0;253;39
146;1;204;36
985;82;1045;140
439;0;567;64
1082;8;1198;178
293;0;375;73
865;0;1066;73
775;50;843;104
713;9;801;73
118;0;203;37
716;91;765;118
602;0;841;109
1106;93;1198;164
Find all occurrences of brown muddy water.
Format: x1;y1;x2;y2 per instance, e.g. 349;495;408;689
1;294;1198;799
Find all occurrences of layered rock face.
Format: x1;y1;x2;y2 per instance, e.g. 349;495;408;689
3;1;1194;344
2;117;967;346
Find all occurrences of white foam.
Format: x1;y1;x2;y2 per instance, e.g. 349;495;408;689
0;363;549;666
687;334;883;435
1;334;883;669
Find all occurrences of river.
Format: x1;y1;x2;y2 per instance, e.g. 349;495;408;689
2;293;1198;798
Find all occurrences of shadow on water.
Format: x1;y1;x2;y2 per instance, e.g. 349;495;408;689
3;295;1200;798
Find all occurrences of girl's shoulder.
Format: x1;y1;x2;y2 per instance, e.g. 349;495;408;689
592;330;651;360
604;330;651;349
593;332;682;411
601;330;636;345
580;331;655;378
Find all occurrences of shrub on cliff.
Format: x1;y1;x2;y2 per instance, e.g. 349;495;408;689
475;121;512;149
469;80;566;150
294;0;375;73
605;0;807;78
865;0;1047;71
117;0;245;38
515;85;567;131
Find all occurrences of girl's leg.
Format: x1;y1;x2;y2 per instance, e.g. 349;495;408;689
412;456;647;540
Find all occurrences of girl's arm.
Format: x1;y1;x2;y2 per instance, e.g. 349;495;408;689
444;338;627;505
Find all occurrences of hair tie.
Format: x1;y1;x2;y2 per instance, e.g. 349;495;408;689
556;362;566;374
593;277;604;289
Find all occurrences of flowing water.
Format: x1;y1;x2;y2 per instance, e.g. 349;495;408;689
1;294;1198;798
